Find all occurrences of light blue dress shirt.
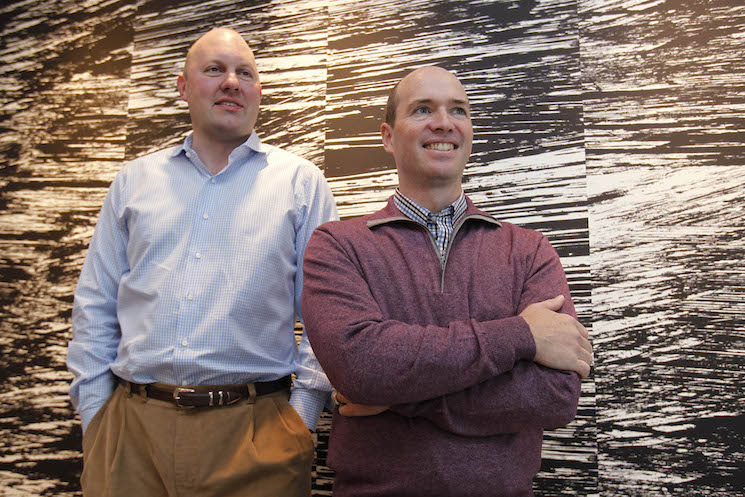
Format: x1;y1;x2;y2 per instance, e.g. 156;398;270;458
67;132;337;433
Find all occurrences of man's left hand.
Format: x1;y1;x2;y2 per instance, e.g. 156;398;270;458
333;391;389;417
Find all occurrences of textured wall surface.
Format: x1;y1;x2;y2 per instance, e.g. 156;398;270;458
0;0;743;495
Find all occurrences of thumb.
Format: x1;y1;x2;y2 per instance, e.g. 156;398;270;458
539;294;565;311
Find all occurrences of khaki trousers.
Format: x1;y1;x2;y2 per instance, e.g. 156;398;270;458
82;384;314;497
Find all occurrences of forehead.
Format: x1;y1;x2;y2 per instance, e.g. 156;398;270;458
397;70;469;108
188;32;256;68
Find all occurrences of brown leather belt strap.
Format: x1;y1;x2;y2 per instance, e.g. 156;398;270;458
117;376;291;408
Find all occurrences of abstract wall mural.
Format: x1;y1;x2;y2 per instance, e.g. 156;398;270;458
0;0;742;495
581;1;745;495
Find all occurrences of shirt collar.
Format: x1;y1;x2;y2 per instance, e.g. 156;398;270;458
171;131;270;159
368;194;501;229
393;188;466;225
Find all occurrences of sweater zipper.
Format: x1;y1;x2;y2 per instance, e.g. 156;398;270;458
419;217;471;293
392;219;447;293
368;212;500;293
438;217;470;293
385;216;476;293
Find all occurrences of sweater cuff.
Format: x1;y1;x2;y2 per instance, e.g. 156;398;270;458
487;315;537;364
514;315;537;360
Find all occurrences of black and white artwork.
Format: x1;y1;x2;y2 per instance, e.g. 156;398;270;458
1;0;743;495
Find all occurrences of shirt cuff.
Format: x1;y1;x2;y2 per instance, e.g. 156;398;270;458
79;404;102;435
289;386;330;431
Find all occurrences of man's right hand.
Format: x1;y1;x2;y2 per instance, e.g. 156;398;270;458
519;295;593;378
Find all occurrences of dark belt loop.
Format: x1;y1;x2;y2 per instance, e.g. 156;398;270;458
124;379;133;397
247;383;257;404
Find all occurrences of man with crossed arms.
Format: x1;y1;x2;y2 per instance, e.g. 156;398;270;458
302;66;593;497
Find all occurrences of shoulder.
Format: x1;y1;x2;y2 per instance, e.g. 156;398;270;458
496;221;561;270
262;143;317;173
260;143;329;189
461;196;549;248
127;144;180;167
496;220;546;243
117;145;182;179
315;215;369;238
305;216;378;271
462;217;555;266
309;213;379;251
99;146;182;219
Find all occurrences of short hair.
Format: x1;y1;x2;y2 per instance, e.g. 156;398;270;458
383;80;402;127
384;66;455;127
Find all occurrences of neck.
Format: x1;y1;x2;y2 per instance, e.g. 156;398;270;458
397;182;462;213
191;132;249;175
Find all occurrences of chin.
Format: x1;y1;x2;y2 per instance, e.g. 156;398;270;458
214;126;252;141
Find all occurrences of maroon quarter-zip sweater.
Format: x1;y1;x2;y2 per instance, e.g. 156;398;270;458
302;196;582;497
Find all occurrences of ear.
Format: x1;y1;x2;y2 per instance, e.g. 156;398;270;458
177;74;187;102
381;122;394;154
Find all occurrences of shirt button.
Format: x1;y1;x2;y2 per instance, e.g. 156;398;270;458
195;252;201;259
187;293;194;300
203;213;209;220
181;338;188;347
211;178;216;184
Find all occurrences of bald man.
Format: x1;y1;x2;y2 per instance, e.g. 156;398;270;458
68;27;337;497
301;67;592;497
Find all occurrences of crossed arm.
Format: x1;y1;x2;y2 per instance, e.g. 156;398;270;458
331;294;591;436
302;226;592;436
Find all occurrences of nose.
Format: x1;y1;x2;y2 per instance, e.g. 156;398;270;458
221;71;240;91
428;108;453;132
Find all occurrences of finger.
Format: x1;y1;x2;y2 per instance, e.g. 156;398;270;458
542;294;565;311
579;347;593;368
575;321;589;339
339;404;387;417
336;392;349;405
574;359;591;379
339;404;361;416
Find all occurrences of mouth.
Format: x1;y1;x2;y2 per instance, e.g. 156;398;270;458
215;99;243;109
423;142;457;151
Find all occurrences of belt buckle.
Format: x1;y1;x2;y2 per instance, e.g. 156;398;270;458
173;387;196;408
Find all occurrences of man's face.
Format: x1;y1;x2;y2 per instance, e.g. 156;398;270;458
381;68;473;189
177;29;262;145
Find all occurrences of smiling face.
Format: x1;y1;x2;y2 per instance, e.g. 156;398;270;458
177;28;262;149
381;67;473;204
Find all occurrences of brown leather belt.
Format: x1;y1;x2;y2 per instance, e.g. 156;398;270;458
118;376;291;408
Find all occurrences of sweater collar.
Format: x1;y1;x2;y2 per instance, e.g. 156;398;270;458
367;195;501;229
